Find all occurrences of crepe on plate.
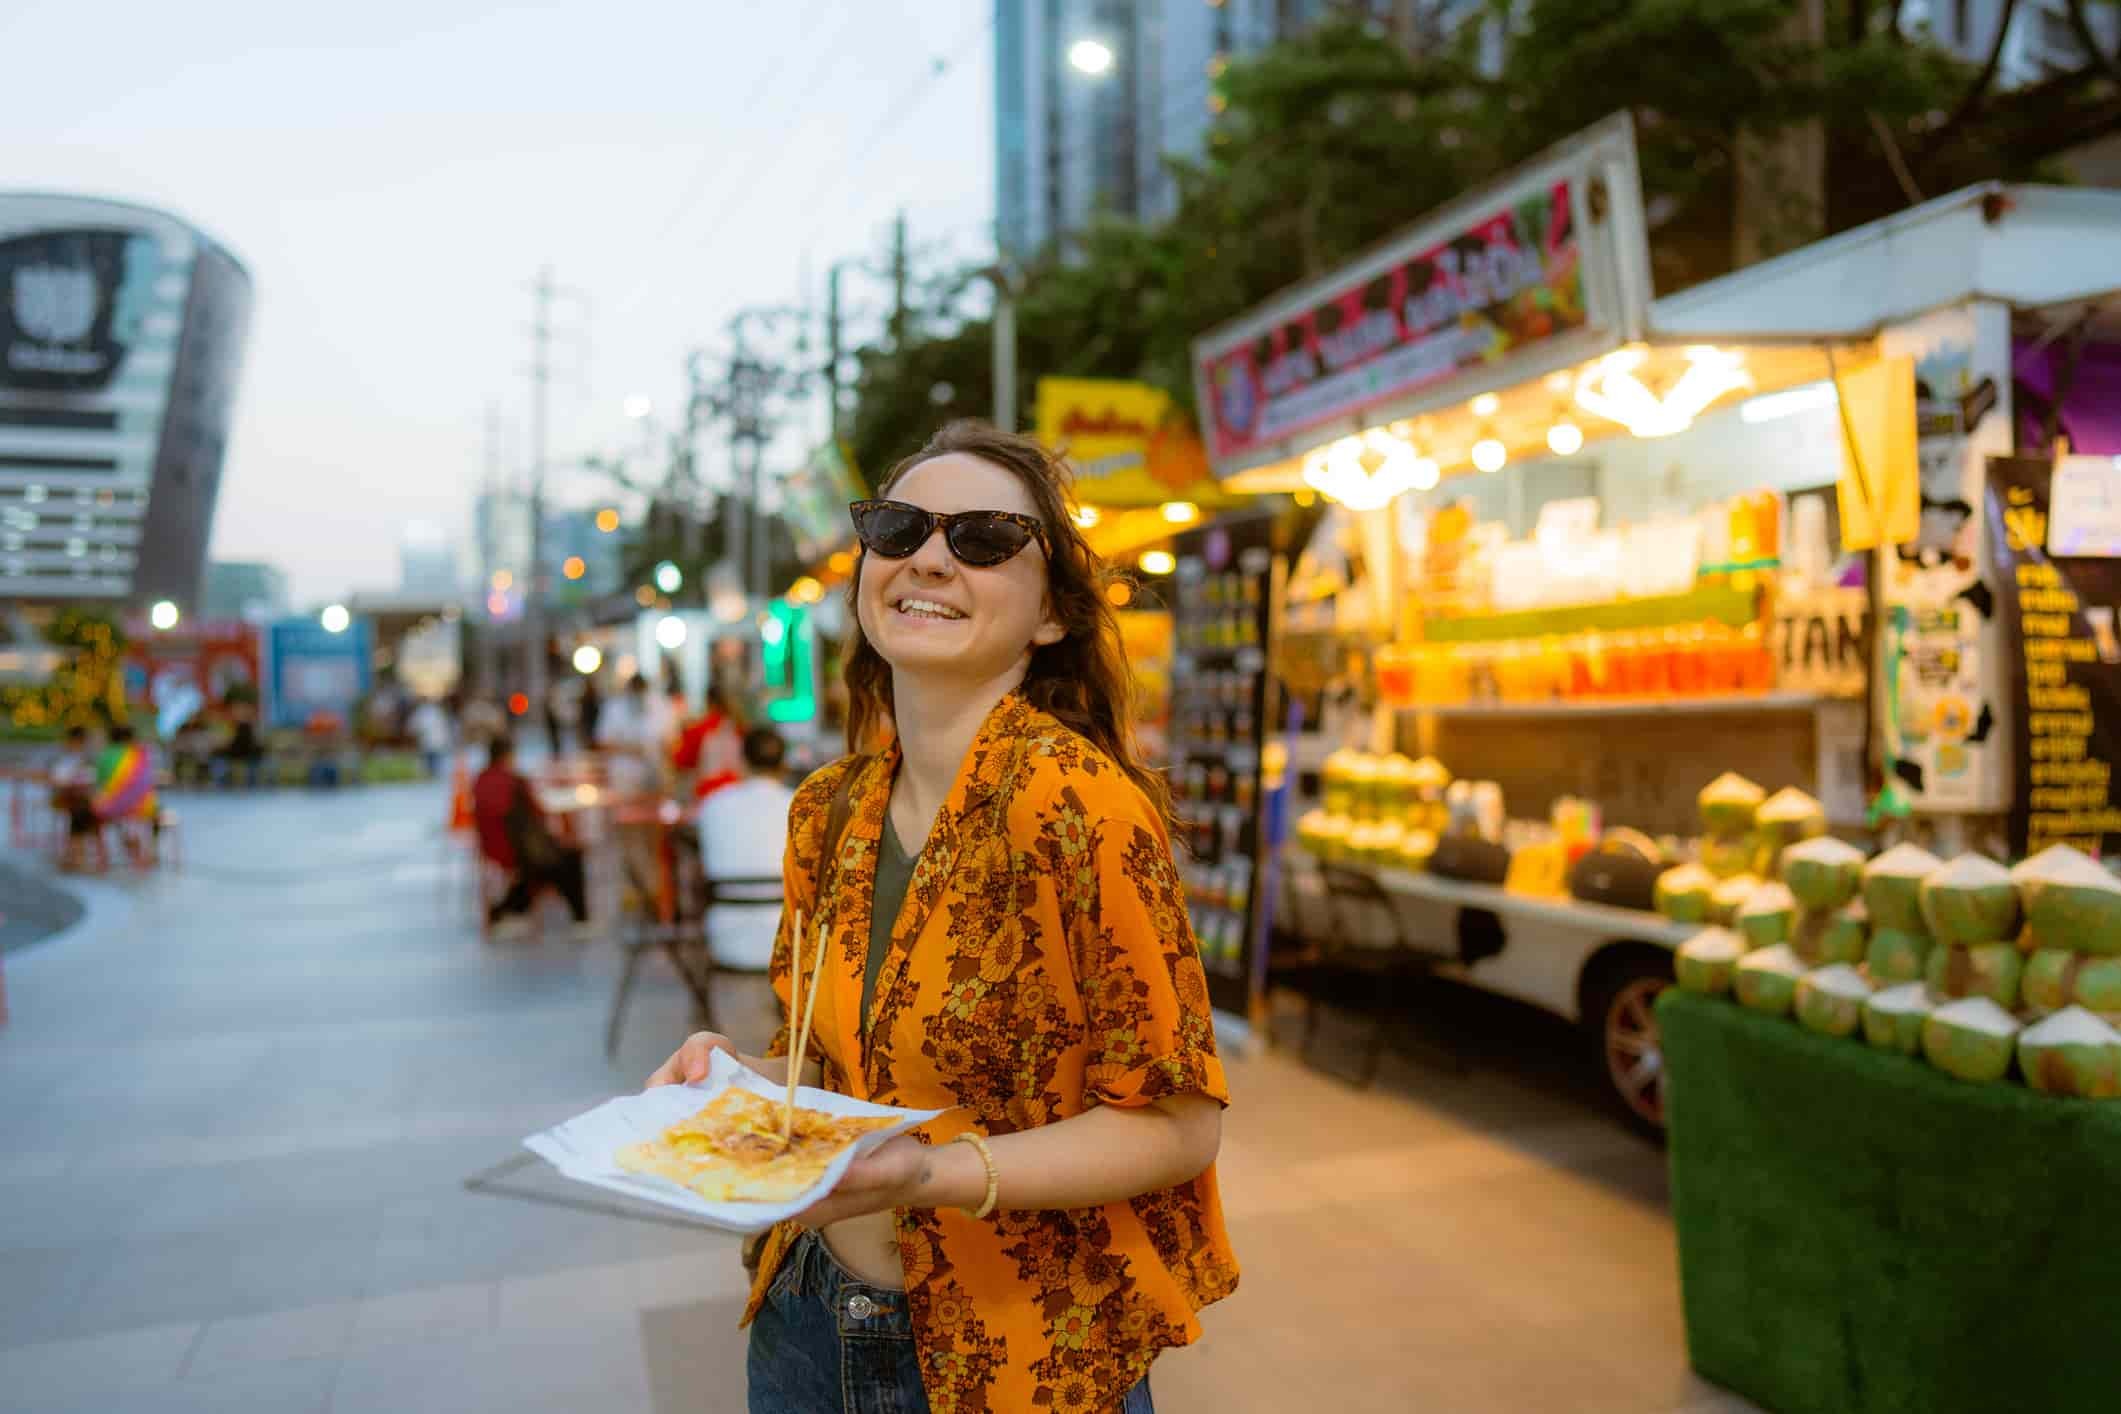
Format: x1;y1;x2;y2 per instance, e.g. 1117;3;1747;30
615;1088;903;1202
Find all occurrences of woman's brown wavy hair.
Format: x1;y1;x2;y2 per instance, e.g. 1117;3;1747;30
842;420;1172;826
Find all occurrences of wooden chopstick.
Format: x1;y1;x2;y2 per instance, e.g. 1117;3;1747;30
781;915;828;1146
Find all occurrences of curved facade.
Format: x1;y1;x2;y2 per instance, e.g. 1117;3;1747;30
0;192;252;608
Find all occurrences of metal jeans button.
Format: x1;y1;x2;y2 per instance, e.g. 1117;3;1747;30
845;1293;876;1320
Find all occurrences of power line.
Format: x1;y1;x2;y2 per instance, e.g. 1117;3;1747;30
609;0;863;318
761;9;1001;297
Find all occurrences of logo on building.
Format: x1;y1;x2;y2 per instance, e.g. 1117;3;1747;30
11;262;98;344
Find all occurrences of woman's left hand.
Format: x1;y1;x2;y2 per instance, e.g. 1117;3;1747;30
791;1135;942;1229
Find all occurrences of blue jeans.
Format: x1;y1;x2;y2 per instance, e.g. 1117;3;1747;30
747;1230;1154;1414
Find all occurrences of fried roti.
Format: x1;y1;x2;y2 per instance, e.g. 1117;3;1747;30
615;1088;901;1202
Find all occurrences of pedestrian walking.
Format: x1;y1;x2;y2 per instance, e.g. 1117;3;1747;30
408;696;453;778
646;421;1235;1414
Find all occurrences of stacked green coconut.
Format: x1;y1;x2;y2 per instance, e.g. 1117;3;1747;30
2012;845;2121;1095
1675;829;2121;1098
1862;844;1941;986
1754;787;1828;876
1783;835;1868;966
1698;773;1765;866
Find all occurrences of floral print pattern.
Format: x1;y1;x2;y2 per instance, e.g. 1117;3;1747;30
740;695;1238;1412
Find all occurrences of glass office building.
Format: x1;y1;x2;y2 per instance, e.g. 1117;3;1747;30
0;192;252;609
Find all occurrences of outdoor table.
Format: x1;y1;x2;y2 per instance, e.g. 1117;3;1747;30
607;796;684;924
1658;989;2121;1414
3;767;61;853
532;780;610;841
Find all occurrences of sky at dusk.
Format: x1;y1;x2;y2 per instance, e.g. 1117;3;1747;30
0;1;994;605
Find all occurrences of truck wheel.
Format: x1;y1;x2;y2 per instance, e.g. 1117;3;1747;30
1583;952;1673;1142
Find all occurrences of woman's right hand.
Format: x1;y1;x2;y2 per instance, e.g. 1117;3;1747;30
644;1031;738;1089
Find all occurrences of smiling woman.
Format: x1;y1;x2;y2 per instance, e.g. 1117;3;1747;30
647;423;1234;1414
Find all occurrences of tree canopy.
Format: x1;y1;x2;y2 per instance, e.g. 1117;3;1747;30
845;2;2118;481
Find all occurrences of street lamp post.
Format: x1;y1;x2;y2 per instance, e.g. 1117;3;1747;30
987;40;1113;434
987;263;1022;433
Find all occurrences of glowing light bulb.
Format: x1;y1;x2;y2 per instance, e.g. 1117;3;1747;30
1472;439;1508;474
1546;421;1585;456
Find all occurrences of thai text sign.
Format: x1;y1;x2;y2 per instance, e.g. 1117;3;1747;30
1033;377;1235;507
1196;182;1585;463
1988;456;2121;856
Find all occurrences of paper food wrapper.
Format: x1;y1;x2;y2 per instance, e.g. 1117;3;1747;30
523;1049;945;1234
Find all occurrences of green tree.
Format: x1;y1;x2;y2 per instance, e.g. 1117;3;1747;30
845;5;2118;463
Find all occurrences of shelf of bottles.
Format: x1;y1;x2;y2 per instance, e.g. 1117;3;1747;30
1168;528;1276;1002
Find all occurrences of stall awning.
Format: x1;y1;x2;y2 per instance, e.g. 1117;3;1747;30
1648;184;2121;344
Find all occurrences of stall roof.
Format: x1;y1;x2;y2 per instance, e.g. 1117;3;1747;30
1648;183;2121;343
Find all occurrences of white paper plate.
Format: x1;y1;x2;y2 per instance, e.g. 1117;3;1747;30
523;1049;945;1234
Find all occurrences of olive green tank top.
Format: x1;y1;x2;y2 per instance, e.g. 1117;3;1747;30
862;813;918;1033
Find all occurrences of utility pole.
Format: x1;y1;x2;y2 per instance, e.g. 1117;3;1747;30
989;262;1021;433
824;262;844;444
477;401;501;693
525;266;554;721
888;210;909;351
711;307;808;604
518;266;586;724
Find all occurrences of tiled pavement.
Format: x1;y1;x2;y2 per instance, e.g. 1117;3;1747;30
0;783;1759;1412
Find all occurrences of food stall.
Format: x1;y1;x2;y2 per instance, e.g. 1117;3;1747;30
1188;108;2121;1136
1033;378;1303;1025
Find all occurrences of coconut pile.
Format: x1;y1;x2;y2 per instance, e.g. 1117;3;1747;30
1669;838;2121;1098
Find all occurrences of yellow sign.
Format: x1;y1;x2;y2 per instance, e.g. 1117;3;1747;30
1835;355;1919;550
1033;378;1240;509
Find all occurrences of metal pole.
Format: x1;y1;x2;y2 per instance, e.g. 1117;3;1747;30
526;266;552;719
478;402;500;694
889;210;909;350
825;263;843;444
992;276;1017;433
748;435;767;602
728;320;751;608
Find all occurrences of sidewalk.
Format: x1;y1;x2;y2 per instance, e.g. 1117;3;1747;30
0;783;1755;1413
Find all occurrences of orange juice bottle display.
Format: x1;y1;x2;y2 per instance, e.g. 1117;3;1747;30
1636;631;1672;699
1608;632;1640;697
1726;496;1760;568
1376;644;1415;706
1670;623;1707;695
1493;641;1524;702
1741;620;1774;692
1750;491;1782;562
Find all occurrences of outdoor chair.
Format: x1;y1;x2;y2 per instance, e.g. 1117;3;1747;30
604;841;781;1058
1301;861;1476;1087
1263;850;1334;1042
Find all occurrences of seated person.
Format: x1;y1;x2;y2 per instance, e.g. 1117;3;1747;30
48;726;99;867
472;735;592;936
92;725;160;865
213;707;266;786
695;727;796;970
672;682;745;801
169;719;213;787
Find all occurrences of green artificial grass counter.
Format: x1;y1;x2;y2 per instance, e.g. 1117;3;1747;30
1658;989;2121;1414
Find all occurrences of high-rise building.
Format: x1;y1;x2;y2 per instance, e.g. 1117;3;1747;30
201;559;289;622
0;193;252;609
995;1;1429;259
1905;0;2119;85
398;521;460;597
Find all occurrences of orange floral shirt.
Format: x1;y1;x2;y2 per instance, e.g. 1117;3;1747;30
739;695;1239;1412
